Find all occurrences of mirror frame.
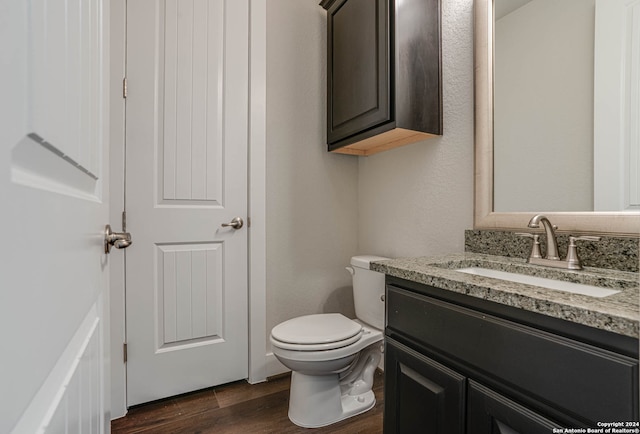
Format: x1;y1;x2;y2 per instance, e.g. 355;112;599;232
474;0;640;237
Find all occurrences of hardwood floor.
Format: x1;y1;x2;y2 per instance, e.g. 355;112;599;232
111;370;384;433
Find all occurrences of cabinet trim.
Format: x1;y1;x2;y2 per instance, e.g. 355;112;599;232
330;128;438;156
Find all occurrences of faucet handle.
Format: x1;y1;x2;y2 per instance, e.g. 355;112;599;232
515;232;534;238
515;232;543;259
570;235;602;242
565;235;602;270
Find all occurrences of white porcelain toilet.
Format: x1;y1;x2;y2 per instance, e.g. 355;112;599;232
270;255;389;428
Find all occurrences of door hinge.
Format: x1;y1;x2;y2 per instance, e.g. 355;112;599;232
122;77;128;98
122;210;127;232
123;343;128;363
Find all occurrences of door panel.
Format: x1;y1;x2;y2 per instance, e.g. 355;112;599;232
125;0;249;406
1;0;109;432
157;243;223;344
160;0;224;203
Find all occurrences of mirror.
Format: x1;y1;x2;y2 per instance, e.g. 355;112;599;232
474;0;640;236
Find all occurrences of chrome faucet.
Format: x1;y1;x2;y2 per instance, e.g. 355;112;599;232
527;215;560;260
517;215;601;270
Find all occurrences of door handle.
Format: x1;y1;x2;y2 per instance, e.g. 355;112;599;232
105;224;132;253
221;217;244;230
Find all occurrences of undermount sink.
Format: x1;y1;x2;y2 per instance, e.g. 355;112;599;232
456;267;621;298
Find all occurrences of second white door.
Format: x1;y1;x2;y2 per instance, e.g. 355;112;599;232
125;0;249;406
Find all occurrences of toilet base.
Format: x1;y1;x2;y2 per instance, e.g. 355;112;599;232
288;371;376;428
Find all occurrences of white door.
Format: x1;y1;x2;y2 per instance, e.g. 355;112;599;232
594;0;640;211
125;0;250;406
0;0;110;433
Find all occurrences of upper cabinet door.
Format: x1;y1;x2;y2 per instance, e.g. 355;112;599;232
321;0;442;156
325;0;391;145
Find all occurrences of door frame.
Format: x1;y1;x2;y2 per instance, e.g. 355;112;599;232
108;0;268;418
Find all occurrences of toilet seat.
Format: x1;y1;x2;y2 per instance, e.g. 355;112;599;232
271;330;364;351
271;313;363;351
271;320;383;363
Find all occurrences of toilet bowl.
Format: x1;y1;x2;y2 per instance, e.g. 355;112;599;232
270;255;388;428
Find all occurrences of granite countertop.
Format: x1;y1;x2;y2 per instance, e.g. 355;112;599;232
371;253;640;338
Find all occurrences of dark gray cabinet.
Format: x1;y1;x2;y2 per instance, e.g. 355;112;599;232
384;339;465;434
320;0;442;156
384;276;639;432
467;381;561;433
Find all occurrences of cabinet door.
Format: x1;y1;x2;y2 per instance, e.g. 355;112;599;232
384;339;465;434
467;381;563;433
326;0;391;145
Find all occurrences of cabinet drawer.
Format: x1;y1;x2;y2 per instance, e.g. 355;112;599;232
387;285;639;423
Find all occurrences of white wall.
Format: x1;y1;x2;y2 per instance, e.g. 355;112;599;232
266;0;360;349
358;0;475;258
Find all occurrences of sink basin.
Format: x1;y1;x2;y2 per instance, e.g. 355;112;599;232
456;267;621;298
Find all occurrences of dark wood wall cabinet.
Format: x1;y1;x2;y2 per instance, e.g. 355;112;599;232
384;276;639;433
320;0;442;156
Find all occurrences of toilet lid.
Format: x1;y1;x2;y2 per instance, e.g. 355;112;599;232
271;313;362;345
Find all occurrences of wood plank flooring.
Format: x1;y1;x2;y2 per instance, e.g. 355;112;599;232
111;370;384;433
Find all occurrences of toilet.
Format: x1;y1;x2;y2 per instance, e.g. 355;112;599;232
270;255;389;428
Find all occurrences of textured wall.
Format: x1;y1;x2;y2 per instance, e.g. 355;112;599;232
266;0;360;338
266;0;476;348
357;0;475;259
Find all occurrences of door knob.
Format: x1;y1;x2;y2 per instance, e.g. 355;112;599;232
105;224;132;254
221;217;244;230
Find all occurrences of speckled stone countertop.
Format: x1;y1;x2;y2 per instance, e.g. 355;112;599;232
371;253;639;338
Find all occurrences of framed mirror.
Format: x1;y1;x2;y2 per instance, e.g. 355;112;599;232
474;0;640;236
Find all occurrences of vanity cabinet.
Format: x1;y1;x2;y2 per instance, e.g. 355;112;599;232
320;0;442;156
384;276;639;432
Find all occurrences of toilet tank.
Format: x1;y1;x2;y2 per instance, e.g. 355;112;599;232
349;255;389;330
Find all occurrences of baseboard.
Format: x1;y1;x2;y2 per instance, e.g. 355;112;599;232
265;352;289;378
